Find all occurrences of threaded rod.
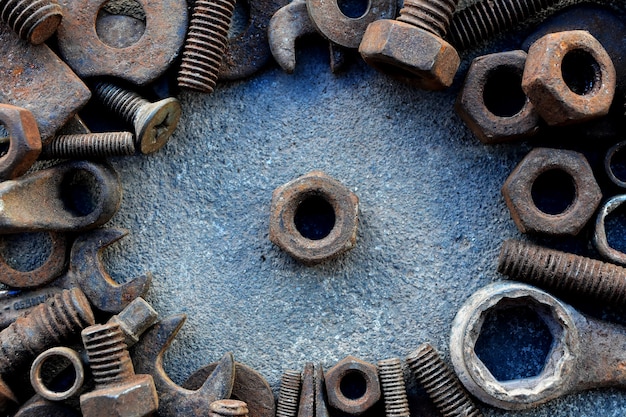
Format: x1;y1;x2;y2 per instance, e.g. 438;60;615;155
82;323;135;388
41;132;135;159
377;358;410;417
276;370;301;417
398;0;458;38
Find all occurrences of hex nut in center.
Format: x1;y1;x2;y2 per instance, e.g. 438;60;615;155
324;355;381;415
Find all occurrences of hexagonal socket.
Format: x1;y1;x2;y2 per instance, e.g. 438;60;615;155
324;356;380;415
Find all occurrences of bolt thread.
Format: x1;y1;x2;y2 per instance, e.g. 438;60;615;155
82;323;135;388
177;0;236;93
397;0;459;38
209;399;249;417
0;288;94;377
407;343;482;417
448;0;560;50
40;132;135;159
377;358;410;417
276;370;301;417
93;82;147;125
498;239;626;305
0;0;61;43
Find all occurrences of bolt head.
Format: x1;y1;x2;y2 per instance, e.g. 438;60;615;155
135;98;182;154
80;375;158;417
324;356;380;415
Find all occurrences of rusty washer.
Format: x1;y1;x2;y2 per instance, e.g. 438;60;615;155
456;50;539;144
30;347;85;401
521;30;616;126
501;148;601;236
593;194;626;266
269;171;359;264
0;104;41;180
324;355;380;415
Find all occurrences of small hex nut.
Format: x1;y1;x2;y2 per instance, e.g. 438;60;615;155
502;148;602;236
325;356;381;415
522;30;616;126
456;50;540;144
80;375;158;417
0;104;41;180
269;171;359;264
359;19;460;90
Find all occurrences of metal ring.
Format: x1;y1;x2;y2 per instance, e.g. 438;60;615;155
30;347;85;401
605;141;626;188
593;194;626;265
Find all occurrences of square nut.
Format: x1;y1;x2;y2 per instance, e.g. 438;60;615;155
80;375;158;417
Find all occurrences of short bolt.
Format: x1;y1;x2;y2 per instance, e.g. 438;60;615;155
93;82;181;154
0;0;62;44
406;343;482;417
40;132;135;159
209;399;249;417
498;239;626;306
177;0;236;93
377;358;410;417
276;370;301;417
107;297;158;348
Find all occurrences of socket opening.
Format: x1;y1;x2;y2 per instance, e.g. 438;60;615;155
531;169;576;215
96;0;146;48
561;49;601;96
606;142;626;187
60;169;102;217
340;370;368;400
337;0;369;18
483;66;527;117
37;354;76;394
294;194;336;240
0;233;53;272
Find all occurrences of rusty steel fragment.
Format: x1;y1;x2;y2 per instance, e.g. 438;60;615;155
56;0;187;85
315;364;329;417
522;30;616;126
501;148;601;236
0;104;41;180
0;25;91;142
325;356;380;415
450;282;626;410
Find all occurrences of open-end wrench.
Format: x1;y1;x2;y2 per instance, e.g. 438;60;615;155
0;228;151;327
132;314;235;416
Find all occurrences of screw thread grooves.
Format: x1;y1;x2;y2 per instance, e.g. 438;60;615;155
498;240;626;305
41;132;135;159
93;82;146;124
82;323;135;388
398;0;459;38
177;0;236;93
407;343;482;417
448;0;559;50
377;358;410;417
0;0;61;43
0;288;94;377
209;399;250;417
276;370;301;417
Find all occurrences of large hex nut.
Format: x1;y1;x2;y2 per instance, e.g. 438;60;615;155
79;375;158;417
456;51;540;144
0;104;41;180
502;148;601;236
522;30;616;126
325;356;381;415
269;171;359;264
359;19;460;90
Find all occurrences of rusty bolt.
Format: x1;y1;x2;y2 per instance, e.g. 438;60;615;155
501;148;601;236
325;356;381;415
359;0;461;90
209;399;249;417
80;322;158;417
269;171;359;264
521;30;616;126
40;132;135;159
107;297;158;348
377;358;410;417
276;370;301;417
0;104;41;180
456;50;539;144
0;0;62;44
406;343;482;417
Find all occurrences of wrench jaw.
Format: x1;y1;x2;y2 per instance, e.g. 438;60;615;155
132;314;236;416
69;228;152;313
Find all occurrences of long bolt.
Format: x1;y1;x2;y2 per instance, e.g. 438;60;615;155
93;82;181;154
40;132;135;159
448;0;562;50
377;358;410;417
498;239;626;305
0;0;62;44
209;399;249;417
276;369;301;417
406;343;482;417
177;0;236;93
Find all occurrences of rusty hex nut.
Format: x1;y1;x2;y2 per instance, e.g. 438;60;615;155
359;19;460;90
79;375;158;417
325;356;380;415
269;171;359;264
0;104;41;180
456;50;540;144
521;30;616;126
502;148;601;236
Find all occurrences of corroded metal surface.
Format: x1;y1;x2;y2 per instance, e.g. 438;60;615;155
0;104;41;180
0;0;62;44
30;347;85;401
324;355;380;415
377;358;410;417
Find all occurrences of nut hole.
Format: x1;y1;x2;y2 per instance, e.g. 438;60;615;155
294;195;336;240
0;123;9;157
337;0;369;18
474;305;554;381
561;49;601;96
96;0;146;49
531;169;576;215
59;169;101;217
340;370;368;400
604;204;626;254
483;66;526;117
0;233;53;272
37;354;75;394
